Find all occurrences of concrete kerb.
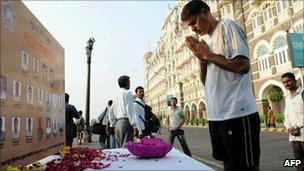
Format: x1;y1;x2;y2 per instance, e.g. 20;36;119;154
181;124;287;133
192;155;223;171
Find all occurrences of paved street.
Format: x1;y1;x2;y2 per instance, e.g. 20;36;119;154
75;126;294;171
159;126;294;171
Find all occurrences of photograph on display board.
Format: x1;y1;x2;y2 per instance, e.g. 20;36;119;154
11;117;20;139
42;63;47;80
13;81;21;102
0;116;5;141
21;50;29;71
26;85;34;104
61;95;64;110
45;91;50;107
25;118;33;137
52;118;58;133
46;118;51;135
58;95;63;110
37;117;43;137
0;74;7;100
49;69;54;88
52;94;57;108
37;88;43;106
47;93;51;107
33;57;39;74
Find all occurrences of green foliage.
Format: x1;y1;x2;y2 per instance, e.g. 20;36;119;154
202;119;208;125
184;118;189;125
195;119;200;125
276;113;284;123
190;119;194;125
268;89;284;102
260;115;266;123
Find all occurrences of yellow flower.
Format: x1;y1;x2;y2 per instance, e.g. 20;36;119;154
62;146;71;154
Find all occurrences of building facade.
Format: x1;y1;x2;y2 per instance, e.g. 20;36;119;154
144;0;303;119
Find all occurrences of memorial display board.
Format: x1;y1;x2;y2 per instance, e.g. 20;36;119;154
0;0;65;166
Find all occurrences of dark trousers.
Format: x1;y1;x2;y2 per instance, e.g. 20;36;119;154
292;141;304;171
169;129;191;157
99;133;110;149
66;134;73;147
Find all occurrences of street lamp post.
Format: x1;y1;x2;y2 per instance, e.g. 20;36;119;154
85;37;95;142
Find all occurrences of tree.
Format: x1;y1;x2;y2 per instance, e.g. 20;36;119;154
268;89;283;102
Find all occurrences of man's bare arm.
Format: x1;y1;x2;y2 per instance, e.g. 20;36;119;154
200;60;208;85
207;54;250;74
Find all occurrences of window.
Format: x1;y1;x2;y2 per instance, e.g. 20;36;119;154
273;35;289;66
263;3;273;22
251;11;262;30
276;1;288;13
256;45;270;72
294;24;304;33
221;3;234;20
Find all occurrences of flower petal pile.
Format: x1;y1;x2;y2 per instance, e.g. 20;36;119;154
45;147;108;171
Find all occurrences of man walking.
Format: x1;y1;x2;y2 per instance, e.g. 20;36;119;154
65;93;80;147
106;103;117;149
181;1;260;170
98;100;112;148
165;97;191;157
76;110;85;145
113;75;135;147
282;72;304;171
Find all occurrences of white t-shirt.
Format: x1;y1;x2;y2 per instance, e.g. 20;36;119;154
204;19;258;121
166;106;184;130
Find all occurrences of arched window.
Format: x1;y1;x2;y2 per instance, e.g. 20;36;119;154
250;11;263;37
262;3;273;23
273;35;288;66
256;45;270;72
251;12;262;29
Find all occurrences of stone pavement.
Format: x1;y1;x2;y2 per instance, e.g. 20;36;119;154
73;124;291;171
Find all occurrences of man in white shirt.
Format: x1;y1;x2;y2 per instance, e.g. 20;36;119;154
106;104;116;149
133;86;150;138
113;75;135;147
282;72;304;171
182;1;260;170
165;97;191;157
98;100;112;148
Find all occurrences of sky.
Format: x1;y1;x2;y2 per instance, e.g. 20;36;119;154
23;1;177;120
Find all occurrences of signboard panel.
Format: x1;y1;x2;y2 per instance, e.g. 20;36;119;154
0;1;65;166
287;33;304;68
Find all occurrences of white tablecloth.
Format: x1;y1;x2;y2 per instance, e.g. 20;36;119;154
30;148;213;170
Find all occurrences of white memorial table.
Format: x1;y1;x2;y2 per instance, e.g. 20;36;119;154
29;148;214;170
